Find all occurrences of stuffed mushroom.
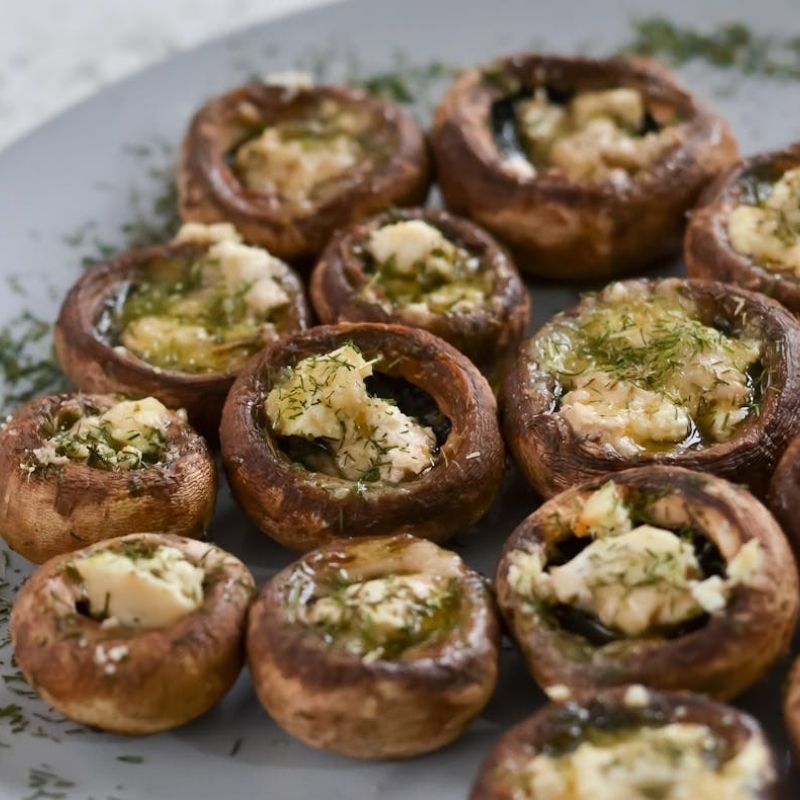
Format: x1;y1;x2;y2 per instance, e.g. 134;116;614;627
10;533;254;734
54;222;310;435
178;78;430;261
220;322;504;552
471;686;778;800
247;534;499;758
0;393;216;563
310;207;530;382
431;53;737;280
503;278;800;498
495;467;798;700
686;143;800;314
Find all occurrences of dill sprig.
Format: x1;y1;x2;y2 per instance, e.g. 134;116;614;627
621;17;800;80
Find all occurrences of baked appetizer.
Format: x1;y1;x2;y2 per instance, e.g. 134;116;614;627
496;467;798;700
0;394;215;563
54;222;310;435
247;534;499;758
178;79;430;261
503;278;800;498
220;322;504;551
431;53;737;280
686;143;800;313
11;533;254;734
471;686;777;799
310;208;530;381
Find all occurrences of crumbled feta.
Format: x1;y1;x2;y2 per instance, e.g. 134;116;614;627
508;482;762;636
235;125;360;208
521;723;774;800
624;684;650;708
266;344;436;483
727;166;800;274
33;397;172;471
174;222;241;246
74;544;204;629
514;86;679;184
262;70;314;93
539;281;762;455
368;220;460;278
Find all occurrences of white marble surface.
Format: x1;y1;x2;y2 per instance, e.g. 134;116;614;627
0;0;331;151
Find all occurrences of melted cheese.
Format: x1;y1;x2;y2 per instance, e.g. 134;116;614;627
303;573;450;659
508;482;762;637
521;723;773;800
266;345;435;482
727;166;800;274
512;87;680;183
174;222;241;246
34;397;172;471
74;545;204;629
540;281;762;455
235;126;359;208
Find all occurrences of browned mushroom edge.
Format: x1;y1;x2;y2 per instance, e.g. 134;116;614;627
219;322;505;552
502;278;800;499
768;430;800;561
785;655;800;763
430;53;738;281
178;83;431;261
246;533;500;758
495;466;798;701
685;143;800;313
470;687;778;800
53;239;310;437
0;393;216;564
309;207;530;383
10;533;254;734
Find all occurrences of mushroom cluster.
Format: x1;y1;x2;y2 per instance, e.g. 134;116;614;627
1;50;799;794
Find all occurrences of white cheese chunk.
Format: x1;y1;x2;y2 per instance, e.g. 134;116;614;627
507;482;762;636
208;239;290;315
75;545;204;629
174;222;242;246
266;344;435;482
728;166;800;274
235;127;359;207
523;723;773;800
367;220;460;279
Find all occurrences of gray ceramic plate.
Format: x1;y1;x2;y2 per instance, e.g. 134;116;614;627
1;0;799;797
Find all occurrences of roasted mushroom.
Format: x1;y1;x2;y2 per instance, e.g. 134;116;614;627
220;322;504;552
431;53;737;280
471;686;778;800
686;143;800;313
54;223;310;435
178;80;430;261
11;533;254;734
503;278;800;498
310;207;530;382
495;467;798;700
785;655;800;762
0;393;215;564
767;430;800;559
247;534;499;758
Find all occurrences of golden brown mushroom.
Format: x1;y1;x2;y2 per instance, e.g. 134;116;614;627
471;687;778;800
220;322;505;552
0;393;216;563
247;534;499;758
686;143;800;313
11;533;254;734
431;53;737;280
310;207;530;383
503;278;800;499
495;466;798;700
53;223;310;436
178;81;430;261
